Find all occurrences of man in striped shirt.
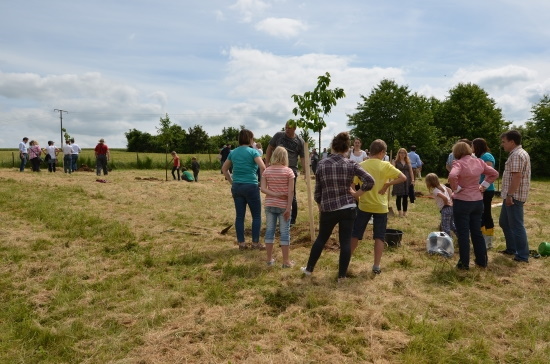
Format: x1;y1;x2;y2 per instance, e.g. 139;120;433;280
499;130;531;263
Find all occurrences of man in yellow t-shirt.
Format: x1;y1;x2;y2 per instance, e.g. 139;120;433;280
351;139;406;275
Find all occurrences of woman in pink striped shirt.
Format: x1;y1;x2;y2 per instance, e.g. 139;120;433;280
449;142;499;270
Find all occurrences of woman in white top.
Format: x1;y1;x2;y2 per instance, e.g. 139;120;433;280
348;138;368;163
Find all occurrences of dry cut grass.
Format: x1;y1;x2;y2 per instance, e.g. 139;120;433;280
0;168;549;363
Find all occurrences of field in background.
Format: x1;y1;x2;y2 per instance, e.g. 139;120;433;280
0;169;549;363
0;149;222;170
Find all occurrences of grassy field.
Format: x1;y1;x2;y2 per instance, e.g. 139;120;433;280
0;168;549;363
0;149;221;170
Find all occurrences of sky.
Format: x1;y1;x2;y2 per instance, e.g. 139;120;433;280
1;0;550;149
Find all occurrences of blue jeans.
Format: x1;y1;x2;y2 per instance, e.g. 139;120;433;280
305;207;357;278
19;153;28;171
63;155;72;174
231;183;262;243
71;154;79;171
453;199;487;267
499;200;529;262
264;206;290;245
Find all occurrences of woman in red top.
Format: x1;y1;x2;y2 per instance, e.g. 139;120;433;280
170;151;181;180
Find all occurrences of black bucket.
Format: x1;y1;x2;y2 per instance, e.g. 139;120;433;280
385;229;403;247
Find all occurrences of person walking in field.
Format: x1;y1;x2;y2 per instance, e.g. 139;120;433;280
392;148;415;217
449;141;498;270
170;151;181;180
222;129;266;250
18;137;29;172
43;140;60;173
62;140;73;174
70;138;81;172
95;138;110;176
499;130;531;263
265;121;305;226
261;146;295;268
28;140;42;172
301;132;375;281
350;139;406;275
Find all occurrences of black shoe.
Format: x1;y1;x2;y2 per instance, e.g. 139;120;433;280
499;249;515;255
513;257;528;263
456;261;469;270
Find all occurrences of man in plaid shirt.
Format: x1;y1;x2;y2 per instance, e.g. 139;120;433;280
499;130;531;262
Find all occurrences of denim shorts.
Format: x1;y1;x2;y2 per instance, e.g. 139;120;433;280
352;209;388;240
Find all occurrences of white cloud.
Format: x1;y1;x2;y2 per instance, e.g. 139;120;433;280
255;17;308;38
230;0;270;23
452;65;536;90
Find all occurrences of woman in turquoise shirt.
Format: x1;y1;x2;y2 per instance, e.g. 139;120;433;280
222;129;266;250
473;138;497;249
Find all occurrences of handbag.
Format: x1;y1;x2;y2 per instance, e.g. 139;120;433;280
45;154;51;162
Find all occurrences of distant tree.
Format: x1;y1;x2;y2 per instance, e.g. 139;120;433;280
155;114;187;153
185;125;209;154
288;72;345;152
522;94;550;176
434;83;508;152
221;126;241;144
348;79;439;171
125;128;155;152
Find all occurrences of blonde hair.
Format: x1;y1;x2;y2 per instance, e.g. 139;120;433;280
425;173;445;192
396;148;410;164
171;151;177;156
452;142;472;160
270;146;289;166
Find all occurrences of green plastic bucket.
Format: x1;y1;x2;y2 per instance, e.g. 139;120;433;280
538;242;550;257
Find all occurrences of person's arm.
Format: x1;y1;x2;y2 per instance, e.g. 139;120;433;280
505;172;522;206
436;191;450;206
222;159;233;184
260;174;279;196
448;161;461;191
265;145;275;167
106;147;110;160
255;156;266;175
379;172;406;195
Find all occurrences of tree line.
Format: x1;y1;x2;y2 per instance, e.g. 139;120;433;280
125;79;549;177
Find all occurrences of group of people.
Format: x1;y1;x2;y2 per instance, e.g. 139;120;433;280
169;151;200;182
18;136;110;176
223;124;532;280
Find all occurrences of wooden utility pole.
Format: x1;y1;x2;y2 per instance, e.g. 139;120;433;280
54;109;68;148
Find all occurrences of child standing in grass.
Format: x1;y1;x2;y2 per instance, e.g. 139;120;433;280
170;151;180;180
425;173;456;236
191;157;200;182
260;146;295;268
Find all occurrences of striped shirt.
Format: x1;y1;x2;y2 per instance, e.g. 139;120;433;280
263;165;295;209
501;145;531;202
315;154;375;212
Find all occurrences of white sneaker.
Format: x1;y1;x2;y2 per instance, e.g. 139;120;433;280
300;267;312;276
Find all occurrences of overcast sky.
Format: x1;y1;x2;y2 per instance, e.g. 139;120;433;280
1;0;549;149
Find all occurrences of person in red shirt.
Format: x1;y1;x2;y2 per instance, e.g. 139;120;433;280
94;138;110;176
170;151;181;180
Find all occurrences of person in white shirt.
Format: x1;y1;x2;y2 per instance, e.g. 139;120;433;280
62;140;73;174
18;137;29;172
70;138;81;172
